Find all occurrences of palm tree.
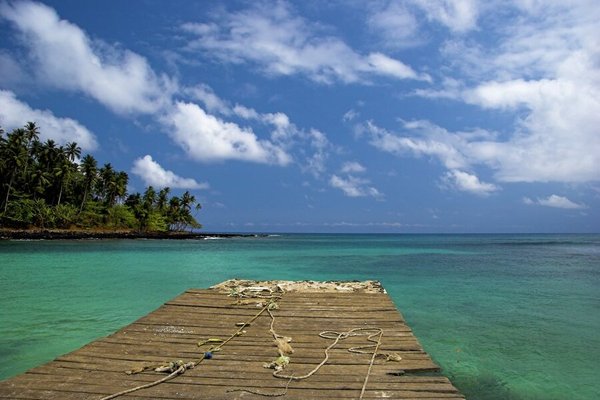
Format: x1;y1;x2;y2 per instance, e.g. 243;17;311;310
54;148;74;206
115;171;128;204
157;187;170;213
1;129;27;212
143;186;156;209
79;154;97;212
167;196;182;230
30;139;43;165
0;130;8;194
167;191;201;231
125;192;148;232
51;142;81;206
30;168;50;200
125;193;142;209
98;163;116;206
40;139;57;171
22;122;40;178
181;191;195;212
65;142;81;162
0;121;155;231
24;122;40;142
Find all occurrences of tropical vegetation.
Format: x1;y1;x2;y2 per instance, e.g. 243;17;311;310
0;122;201;232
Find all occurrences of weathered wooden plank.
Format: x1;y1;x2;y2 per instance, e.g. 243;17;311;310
99;332;424;347
27;364;454;384
4;371;462;392
152;305;405;320
78;339;430;357
0;281;464;399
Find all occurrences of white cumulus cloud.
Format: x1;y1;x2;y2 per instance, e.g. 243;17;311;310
413;0;479;33
442;169;498;196
0;90;97;150
367;2;421;48
1;2;336;177
524;195;587;210
365;0;478;49
342;109;359;122
0;0;174;114
180;1;427;84
232;105;294;142
131;155;208;189
162;102;291;165
341;162;366;174
184;84;231;115
362;120;505;196
228;103;332;176
366;52;431;82
329;174;382;198
364;103;600;186
411;1;600;184
175;85;333;173
364;120;471;170
463;76;600;182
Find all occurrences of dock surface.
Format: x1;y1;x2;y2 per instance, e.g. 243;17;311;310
0;280;464;399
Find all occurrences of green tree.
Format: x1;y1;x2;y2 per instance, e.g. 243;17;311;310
1;128;27;212
97;163;116;206
54;149;75;205
22;122;40;179
79;154;97;212
79;154;98;213
106;204;136;229
64;142;81;162
30;168;50;200
143;186;156;209
125;192;147;231
54;204;77;228
115;171;128;204
157;187;170;213
31;199;52;228
166;191;202;231
1;121;203;233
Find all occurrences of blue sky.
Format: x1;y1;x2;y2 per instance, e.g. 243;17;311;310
1;0;599;233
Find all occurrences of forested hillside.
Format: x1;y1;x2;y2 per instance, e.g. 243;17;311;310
0;123;201;232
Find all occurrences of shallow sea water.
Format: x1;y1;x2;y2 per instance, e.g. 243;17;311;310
0;234;598;399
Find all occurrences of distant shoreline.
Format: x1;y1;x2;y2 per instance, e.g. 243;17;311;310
0;228;266;240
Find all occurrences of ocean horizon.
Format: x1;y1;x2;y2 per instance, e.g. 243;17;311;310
1;233;598;399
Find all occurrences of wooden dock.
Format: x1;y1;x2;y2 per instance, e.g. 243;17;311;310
0;280;465;399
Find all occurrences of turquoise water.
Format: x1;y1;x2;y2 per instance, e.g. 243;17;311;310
0;234;598;399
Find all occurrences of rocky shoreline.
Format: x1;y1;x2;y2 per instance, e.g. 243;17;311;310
0;229;266;240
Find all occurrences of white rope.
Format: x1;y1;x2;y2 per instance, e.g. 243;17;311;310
99;362;194;400
99;295;277;399
359;329;383;399
272;326;385;399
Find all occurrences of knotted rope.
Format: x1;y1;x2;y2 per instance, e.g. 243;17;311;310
273;327;385;399
99;291;280;400
99;360;196;400
233;303;399;399
100;285;400;399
